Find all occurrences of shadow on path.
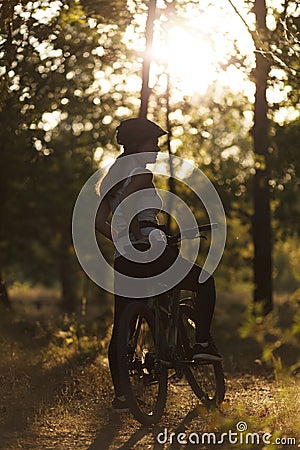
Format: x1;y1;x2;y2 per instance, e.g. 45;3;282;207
88;415;122;450
88;406;202;450
0;325;98;450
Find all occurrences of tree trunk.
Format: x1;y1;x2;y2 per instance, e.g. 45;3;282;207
0;277;11;310
252;0;273;314
139;0;156;118
0;163;11;311
59;240;79;313
165;71;176;234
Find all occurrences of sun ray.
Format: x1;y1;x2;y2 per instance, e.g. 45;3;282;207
149;1;254;98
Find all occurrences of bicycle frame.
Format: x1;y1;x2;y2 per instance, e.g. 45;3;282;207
116;224;225;425
146;289;190;367
127;222;216;362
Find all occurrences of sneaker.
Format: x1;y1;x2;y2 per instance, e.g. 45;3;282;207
112;396;130;413
192;343;223;361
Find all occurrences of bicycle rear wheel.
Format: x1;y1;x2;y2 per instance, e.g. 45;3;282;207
179;304;225;407
117;301;168;425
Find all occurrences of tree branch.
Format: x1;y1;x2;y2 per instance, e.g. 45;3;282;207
226;0;299;74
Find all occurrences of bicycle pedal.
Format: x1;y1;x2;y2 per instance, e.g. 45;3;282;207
191;359;213;365
160;359;173;368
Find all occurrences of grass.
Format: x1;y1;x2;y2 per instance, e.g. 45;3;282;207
210;289;300;448
0;283;115;449
0;284;299;449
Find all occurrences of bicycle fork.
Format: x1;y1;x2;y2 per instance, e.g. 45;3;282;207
154;292;181;367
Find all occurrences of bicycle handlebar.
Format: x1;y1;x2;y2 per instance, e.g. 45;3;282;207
167;223;218;245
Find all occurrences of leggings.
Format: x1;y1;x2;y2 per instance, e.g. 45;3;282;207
108;247;216;396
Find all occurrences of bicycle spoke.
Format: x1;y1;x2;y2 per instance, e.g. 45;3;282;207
179;304;225;406
127;315;160;415
118;302;168;425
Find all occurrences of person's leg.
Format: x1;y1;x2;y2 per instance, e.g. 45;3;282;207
109;248;170;398
141;246;215;343
108;293;131;398
108;255;138;411
175;257;221;360
177;262;215;340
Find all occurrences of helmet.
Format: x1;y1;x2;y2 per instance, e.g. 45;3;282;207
116;118;167;146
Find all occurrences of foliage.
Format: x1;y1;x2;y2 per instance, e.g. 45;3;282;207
239;292;300;378
0;0;299;309
271;118;300;237
0;0;139;307
80;0;133;29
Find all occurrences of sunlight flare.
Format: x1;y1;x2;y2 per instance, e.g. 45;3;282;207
148;1;254;97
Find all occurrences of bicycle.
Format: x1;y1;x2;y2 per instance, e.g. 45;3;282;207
116;224;225;425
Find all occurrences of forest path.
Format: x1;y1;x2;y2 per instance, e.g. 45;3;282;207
1;292;299;449
1;349;294;450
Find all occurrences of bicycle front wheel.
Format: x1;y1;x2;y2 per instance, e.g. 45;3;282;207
117;301;168;425
179;304;225;407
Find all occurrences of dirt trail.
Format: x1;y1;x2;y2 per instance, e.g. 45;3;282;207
1;293;299;450
1;351;295;450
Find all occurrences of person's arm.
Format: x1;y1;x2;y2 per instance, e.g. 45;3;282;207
95;197;113;241
120;170;153;241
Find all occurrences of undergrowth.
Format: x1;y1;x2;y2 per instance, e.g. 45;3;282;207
0;287;299;449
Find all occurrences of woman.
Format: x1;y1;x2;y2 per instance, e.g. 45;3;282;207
96;118;222;412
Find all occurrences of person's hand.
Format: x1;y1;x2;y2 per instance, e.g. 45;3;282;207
148;229;167;250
